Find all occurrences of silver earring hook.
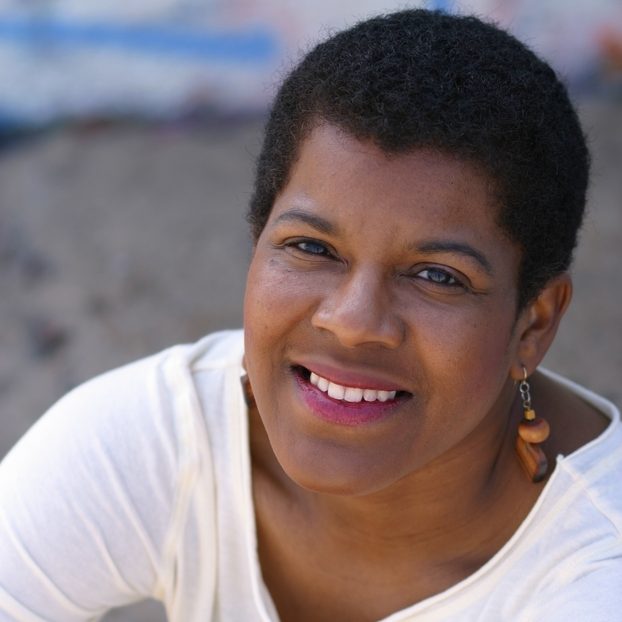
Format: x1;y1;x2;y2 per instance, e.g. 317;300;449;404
519;365;531;410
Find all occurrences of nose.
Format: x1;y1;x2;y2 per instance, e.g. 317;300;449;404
311;267;404;349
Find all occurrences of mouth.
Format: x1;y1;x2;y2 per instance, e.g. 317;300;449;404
291;365;411;425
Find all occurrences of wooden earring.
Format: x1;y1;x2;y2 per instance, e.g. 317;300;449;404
515;367;550;483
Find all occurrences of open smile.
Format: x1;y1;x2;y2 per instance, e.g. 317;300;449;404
309;371;397;403
292;365;411;426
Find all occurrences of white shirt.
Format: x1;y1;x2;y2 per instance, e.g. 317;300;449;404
1;330;621;621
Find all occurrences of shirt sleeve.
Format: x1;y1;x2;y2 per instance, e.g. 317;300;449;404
0;355;181;621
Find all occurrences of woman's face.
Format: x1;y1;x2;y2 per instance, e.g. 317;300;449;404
244;123;523;496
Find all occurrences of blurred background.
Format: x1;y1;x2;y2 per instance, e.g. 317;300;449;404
0;0;620;620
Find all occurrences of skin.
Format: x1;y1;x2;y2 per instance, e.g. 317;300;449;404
243;123;608;621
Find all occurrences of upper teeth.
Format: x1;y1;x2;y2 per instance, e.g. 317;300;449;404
309;372;397;403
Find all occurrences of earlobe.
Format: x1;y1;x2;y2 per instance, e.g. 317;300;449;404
511;274;573;378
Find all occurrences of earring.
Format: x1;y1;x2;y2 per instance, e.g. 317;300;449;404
515;367;550;483
241;374;255;407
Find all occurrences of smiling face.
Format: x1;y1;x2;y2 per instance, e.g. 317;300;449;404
244;123;525;496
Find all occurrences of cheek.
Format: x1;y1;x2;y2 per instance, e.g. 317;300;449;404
415;303;516;421
244;249;340;333
245;256;305;333
433;312;511;368
243;253;322;379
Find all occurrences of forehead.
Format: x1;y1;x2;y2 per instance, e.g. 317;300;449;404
271;123;504;245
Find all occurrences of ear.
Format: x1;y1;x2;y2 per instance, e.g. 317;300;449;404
510;273;573;380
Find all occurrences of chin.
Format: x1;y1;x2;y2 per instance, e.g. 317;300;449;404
272;436;409;497
288;470;384;497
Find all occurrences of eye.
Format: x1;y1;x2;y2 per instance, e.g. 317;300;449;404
415;267;466;289
285;238;334;258
296;240;330;255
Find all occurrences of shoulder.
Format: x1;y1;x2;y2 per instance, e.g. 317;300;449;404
55;327;245;413
519;373;622;607
471;411;622;620
6;328;246;467
554;416;622;538
0;330;245;615
532;368;620;474
537;369;622;530
495;373;622;617
1;328;246;513
1;330;247;504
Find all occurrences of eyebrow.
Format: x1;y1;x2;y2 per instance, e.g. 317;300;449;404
414;240;494;276
272;209;337;235
272;208;493;276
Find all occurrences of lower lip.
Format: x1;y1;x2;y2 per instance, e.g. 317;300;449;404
294;371;403;427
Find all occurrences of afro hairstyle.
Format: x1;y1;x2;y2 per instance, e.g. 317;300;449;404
248;9;590;308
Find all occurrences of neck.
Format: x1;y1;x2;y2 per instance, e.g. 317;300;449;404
325;402;525;559
249;378;535;568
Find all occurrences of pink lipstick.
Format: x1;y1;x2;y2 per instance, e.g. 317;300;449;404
292;366;407;426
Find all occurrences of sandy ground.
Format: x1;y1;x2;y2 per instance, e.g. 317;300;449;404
0;100;620;621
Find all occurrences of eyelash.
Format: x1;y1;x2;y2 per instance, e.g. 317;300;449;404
287;239;334;257
282;238;469;291
415;267;464;289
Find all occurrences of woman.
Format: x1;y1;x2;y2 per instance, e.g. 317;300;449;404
1;9;620;622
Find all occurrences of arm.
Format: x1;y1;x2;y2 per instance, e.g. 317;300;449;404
0;357;179;621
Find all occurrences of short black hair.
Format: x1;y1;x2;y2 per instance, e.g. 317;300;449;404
248;9;589;308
